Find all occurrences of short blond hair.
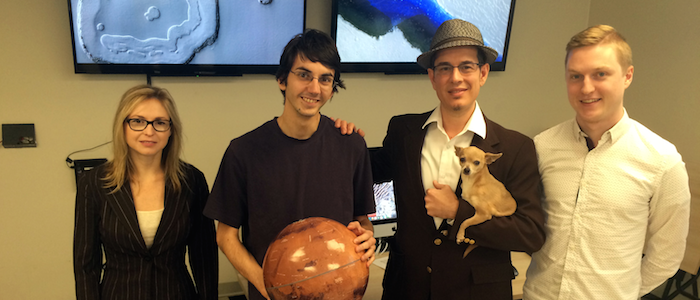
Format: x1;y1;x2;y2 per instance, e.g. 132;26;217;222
104;85;185;193
566;25;633;69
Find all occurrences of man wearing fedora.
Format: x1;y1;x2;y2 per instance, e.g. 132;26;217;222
370;19;546;300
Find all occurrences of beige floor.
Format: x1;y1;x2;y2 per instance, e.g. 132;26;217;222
364;252;387;299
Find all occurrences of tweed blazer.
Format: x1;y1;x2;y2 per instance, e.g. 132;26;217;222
73;163;218;300
372;111;546;300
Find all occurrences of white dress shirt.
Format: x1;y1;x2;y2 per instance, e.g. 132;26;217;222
421;102;487;228
524;111;690;300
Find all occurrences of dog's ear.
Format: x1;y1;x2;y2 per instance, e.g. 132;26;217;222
484;153;503;164
454;146;463;156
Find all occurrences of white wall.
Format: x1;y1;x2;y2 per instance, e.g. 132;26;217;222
2;0;697;299
587;0;700;167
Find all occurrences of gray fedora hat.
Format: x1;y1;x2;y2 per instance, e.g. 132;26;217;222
417;19;499;69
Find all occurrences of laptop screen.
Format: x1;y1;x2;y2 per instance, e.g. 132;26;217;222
368;180;397;224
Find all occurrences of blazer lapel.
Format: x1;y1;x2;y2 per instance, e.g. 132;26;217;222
105;183;147;251
404;122;427;188
150;182;187;253
403;112;436;228
471;117;500;153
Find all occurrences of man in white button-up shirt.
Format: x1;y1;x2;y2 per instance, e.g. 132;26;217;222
523;25;691;300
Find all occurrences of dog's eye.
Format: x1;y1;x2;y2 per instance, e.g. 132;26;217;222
459;157;466;163
474;161;481;166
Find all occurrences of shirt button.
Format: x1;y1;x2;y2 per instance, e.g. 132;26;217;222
427;266;432;273
434;238;442;245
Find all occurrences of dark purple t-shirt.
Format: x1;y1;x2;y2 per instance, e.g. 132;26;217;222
203;116;375;299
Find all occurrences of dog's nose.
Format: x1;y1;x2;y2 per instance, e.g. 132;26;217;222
463;168;470;175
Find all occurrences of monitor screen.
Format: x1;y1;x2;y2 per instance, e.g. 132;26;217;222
369;180;398;238
67;0;306;75
369;181;398;224
331;0;517;73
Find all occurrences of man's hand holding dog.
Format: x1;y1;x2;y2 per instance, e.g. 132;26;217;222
425;180;459;219
347;221;377;267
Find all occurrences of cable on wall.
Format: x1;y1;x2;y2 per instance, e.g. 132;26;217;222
65;141;112;168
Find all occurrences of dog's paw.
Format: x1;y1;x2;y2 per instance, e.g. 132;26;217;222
456;236;465;244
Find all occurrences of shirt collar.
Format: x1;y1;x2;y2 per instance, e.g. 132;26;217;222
572;109;631;144
422;102;487;140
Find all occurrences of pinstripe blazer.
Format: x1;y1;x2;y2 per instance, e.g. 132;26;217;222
73;163;218;300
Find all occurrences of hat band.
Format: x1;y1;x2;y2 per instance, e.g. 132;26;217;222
432;36;483;50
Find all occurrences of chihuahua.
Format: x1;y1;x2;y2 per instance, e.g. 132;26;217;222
454;146;517;257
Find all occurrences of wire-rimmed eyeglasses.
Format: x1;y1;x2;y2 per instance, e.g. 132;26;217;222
432;62;482;77
125;118;172;132
290;70;338;89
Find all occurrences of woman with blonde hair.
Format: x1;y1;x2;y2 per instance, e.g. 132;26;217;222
74;85;218;299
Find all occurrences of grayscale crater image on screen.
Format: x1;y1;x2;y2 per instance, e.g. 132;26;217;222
78;0;219;64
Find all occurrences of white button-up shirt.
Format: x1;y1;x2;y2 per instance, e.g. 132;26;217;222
421;103;487;229
523;112;690;300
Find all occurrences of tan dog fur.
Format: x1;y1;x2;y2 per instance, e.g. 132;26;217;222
454;146;517;257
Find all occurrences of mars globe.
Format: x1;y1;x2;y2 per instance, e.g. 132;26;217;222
262;217;369;300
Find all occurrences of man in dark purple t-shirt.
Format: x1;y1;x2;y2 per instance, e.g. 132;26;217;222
203;29;376;300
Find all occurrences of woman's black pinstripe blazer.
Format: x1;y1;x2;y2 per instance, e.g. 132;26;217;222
73;163;218;300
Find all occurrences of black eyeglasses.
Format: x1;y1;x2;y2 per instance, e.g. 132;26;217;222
289;70;337;89
432;62;482;77
125;118;172;132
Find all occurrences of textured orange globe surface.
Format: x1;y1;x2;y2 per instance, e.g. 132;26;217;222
262;217;369;300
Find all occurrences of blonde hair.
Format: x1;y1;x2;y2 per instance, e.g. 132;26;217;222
103;85;185;193
566;25;633;69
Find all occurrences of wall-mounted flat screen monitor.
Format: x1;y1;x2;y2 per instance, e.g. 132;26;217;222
67;0;306;76
331;0;517;73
